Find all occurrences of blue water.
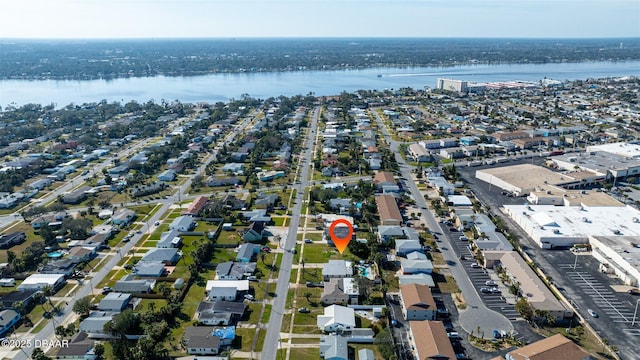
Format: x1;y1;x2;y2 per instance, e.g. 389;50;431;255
46;251;64;258
1;61;638;108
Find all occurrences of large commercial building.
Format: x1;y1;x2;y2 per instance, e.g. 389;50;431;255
475;164;603;197
552;143;640;181
589;235;640;287
505;204;640;249
436;78;468;93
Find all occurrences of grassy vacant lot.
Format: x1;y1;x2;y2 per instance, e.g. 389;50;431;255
434;272;460;293
289;347;319;358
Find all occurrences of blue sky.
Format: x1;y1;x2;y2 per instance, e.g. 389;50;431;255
2;0;639;39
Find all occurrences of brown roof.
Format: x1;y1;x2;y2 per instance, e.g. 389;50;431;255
400;283;436;311
409;321;456;360
506;334;592;360
373;171;395;185
182;196;209;216
375;195;402;223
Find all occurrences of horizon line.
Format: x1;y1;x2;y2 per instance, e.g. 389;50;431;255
1;36;639;42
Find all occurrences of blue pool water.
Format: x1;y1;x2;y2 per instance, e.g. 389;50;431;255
46;251;64;258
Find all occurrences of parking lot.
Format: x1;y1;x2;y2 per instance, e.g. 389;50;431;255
547;252;640;360
456;163;640;359
443;226;521;323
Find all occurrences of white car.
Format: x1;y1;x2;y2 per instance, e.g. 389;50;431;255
470;263;480;268
587;308;598;318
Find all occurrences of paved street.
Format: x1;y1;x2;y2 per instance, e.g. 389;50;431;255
370;110;513;340
262;107;320;360
4;111;260;360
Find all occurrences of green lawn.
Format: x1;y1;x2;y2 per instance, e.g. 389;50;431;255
217;230;241;245
261;304;272;323
299;244;333;263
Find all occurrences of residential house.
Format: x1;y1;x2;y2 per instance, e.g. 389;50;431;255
181;196;209;216
0;309;20;337
400;283;437;320
400;259;434;275
183;326;222;356
395;240;423;258
221;163;244;175
195;301;246;326
358;349;375;360
61;186;91;204
398;274;436;287
375;195;403;226
67;247;96;263
408;321;456;360
207;176;241;187
169;215;195;232
157;229;182;248
319;334;348;360
54;331;96;360
0;289;38;308
18;274;66;291
31;211;67;229
254;193;279;209
215;262;256;280
0;232;26;249
317;305;356;333
79;313;115;339
240;209;271;223
242;222;265;242
40;259;77;277
236;243;261;263
157;169;177;182
406;251;428;260
113;277;155;294
111;208;136;226
221;194;247;210
321;278;358;305
503;334;592;360
97;292;132;312
205;280;249;301
373;171;396;189
377;225;405;243
408;143;431;162
140;248;180;265
133;261;166;277
322;260;353;281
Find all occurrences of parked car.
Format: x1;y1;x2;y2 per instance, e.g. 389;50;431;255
491;287;501;294
628;288;640;295
448;332;462;340
304;239;313;244
102;286;112;294
485;280;497;286
298;307;310;313
261;247;272;252
244;294;255;301
480;287;491;294
470;263;480;268
247;276;258;282
588;308;598;318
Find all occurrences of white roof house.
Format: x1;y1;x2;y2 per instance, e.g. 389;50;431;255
395;240;423;257
18;274;65;291
317;305;356;333
400;259;433;275
205;280;249;301
169;215;195;232
322;260;353;280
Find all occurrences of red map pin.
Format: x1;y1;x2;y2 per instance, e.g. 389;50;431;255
329;219;354;254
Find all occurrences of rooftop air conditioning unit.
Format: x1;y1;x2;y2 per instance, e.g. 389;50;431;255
633;218;640;223
553;229;560;234
582;217;590;223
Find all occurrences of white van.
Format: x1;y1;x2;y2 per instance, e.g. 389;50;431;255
0;278;16;287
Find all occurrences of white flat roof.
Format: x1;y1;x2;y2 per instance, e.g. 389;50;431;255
506;204;640;239
205;280;249;292
587;142;640;159
21;273;64;285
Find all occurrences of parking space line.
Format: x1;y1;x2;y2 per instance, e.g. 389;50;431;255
571;271;631;322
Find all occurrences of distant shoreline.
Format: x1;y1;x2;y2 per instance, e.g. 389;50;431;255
2;38;638;81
